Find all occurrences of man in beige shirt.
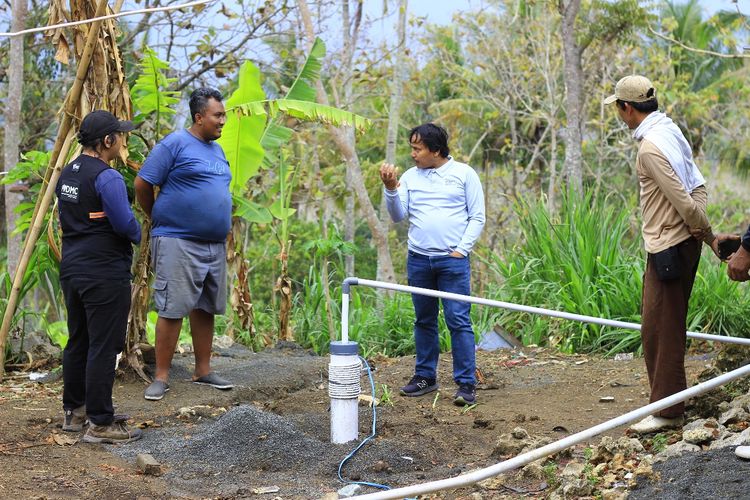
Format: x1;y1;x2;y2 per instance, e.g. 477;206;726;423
605;75;721;434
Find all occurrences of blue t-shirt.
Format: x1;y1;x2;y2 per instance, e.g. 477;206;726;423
138;129;232;242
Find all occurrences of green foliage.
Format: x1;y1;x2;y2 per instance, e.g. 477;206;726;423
131;47;180;141
485;189;750;355
489;189;643;353
217;61;266;197
378;384;394;407
46;320;68;349
650;433;668;453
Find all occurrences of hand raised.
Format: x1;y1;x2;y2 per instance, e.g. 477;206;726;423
379;162;400;190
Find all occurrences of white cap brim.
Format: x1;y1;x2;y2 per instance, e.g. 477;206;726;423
603;94;617;105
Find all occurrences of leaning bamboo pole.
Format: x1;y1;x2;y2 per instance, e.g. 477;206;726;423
0;0;110;378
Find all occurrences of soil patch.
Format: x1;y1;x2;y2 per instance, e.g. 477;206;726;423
0;342;726;498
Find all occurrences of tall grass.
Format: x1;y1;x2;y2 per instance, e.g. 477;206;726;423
483;189;750;354
290;264;499;358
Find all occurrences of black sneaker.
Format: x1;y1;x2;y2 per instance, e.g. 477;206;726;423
400;375;438;397
454;383;476;406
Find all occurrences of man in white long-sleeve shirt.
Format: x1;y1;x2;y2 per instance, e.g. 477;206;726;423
379;123;485;406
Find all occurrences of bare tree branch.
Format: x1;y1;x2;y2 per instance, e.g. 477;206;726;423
648;26;750;59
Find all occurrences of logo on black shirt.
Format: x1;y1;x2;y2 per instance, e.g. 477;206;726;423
60;181;80;203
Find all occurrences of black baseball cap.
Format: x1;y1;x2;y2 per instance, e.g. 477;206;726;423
78;110;135;144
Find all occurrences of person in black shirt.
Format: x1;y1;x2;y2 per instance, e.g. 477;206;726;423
56;110;142;443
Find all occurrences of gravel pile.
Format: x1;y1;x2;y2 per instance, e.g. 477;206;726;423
114;404;439;497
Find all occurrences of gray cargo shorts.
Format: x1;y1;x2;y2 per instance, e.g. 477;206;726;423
151;236;227;319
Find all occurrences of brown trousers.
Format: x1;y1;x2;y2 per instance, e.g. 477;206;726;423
641;237;701;418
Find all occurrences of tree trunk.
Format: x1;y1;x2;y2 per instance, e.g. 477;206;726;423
275;239;294;341
559;0;584;193
225;217;260;344
547;119;559;213
4;0;27;277
296;0;396;283
377;0;407;284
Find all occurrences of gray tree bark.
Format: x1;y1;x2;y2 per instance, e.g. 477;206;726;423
4;0;28;276
296;0;396;283
377;0;408;283
559;0;584;193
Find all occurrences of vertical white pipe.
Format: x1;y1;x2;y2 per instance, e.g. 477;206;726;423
341;292;350;344
329;341;360;444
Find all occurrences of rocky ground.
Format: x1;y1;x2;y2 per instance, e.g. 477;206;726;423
1;338;750;499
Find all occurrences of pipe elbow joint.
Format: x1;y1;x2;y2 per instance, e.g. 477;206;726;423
342;277;358;294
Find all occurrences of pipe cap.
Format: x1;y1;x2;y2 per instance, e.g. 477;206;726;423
330;341;359;355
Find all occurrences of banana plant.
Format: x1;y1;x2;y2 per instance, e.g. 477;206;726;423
217;37;370;343
131;47;180;146
125;46;181;379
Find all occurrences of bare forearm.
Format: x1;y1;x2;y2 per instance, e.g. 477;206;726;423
134;176;155;218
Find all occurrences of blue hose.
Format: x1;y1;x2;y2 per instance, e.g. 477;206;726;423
336;355;391;491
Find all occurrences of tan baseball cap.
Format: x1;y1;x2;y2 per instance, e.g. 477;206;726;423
603;75;656;105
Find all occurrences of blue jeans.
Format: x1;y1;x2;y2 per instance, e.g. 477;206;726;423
407;250;476;385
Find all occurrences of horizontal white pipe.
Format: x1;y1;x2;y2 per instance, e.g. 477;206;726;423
351;278;750;346
354;361;750;499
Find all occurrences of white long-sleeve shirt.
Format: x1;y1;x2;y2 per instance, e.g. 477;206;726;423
384;157;485;256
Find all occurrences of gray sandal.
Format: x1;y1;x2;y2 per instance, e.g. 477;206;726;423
193;372;233;390
144;380;170;400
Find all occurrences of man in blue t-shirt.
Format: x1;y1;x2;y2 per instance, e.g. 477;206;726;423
135;88;234;401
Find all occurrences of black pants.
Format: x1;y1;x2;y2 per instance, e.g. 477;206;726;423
61;277;130;426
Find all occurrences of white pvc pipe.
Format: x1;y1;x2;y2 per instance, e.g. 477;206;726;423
341;292;350;344
330;355;359;444
350;278;750;346
354;361;750;499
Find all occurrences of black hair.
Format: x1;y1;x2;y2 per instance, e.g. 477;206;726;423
189;87;223;123
409;123;450;158
78;132;118;151
616;98;659;113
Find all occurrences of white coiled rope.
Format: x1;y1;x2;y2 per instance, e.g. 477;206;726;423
328;360;362;399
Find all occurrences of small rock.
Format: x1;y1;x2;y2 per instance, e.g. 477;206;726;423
654;441;701;462
735;445;750;459
683;418;720;433
358;394;380;407
562;462;585;478
592;436;644;464
252;486;280;494
518;462;545;481
599;396;615;403
683;428;714;445
511;427;529;439
562;478;593;497
473;417;494;429
601;487;628;500
731;394;750;413
491;433;529;456
212;335;234;349
337;484;361;498
709;427;750;450
719;407;749;426
136;454;163;476
372;460;391;473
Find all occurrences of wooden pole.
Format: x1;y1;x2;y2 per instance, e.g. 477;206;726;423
0;0;110;378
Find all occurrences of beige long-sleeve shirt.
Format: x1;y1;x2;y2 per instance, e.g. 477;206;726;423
637;139;713;254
